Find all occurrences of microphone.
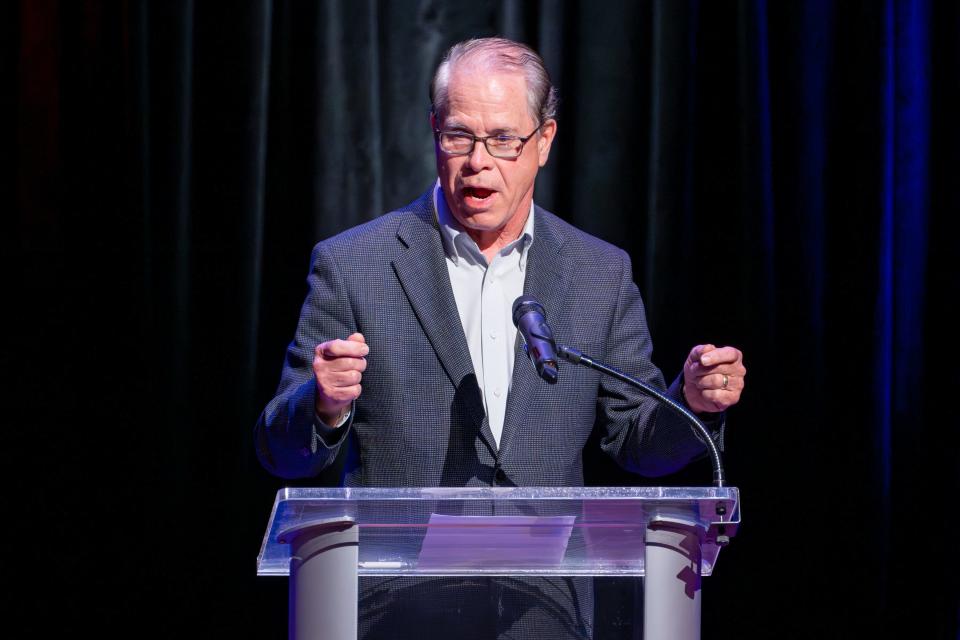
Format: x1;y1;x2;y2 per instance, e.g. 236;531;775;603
512;295;559;384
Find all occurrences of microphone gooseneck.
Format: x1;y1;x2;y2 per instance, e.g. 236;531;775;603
556;345;726;488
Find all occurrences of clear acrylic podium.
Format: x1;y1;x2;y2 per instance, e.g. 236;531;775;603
258;486;740;640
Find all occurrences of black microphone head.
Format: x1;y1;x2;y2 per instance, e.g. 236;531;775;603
512;295;545;327
538;362;558;384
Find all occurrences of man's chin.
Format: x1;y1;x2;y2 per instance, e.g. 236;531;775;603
453;204;501;228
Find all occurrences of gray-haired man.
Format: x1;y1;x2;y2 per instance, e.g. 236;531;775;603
256;37;745;639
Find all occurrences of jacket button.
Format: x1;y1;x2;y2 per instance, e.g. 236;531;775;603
494;468;507;484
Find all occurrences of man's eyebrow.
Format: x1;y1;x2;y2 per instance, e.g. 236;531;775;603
441;122;519;135
441;121;470;132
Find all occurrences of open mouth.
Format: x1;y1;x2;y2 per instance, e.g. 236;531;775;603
463;186;496;204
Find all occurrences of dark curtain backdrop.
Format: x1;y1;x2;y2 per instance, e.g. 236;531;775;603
6;0;958;638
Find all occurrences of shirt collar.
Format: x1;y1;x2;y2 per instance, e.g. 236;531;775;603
433;179;535;269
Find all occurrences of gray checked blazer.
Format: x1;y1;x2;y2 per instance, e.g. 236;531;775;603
254;189;722;639
255;189;719;487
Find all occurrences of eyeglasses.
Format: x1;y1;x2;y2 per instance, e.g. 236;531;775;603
433;124;542;159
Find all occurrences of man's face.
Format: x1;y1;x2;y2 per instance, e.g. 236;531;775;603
433;67;557;239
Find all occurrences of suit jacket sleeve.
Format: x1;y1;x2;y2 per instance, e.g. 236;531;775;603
595;249;724;477
254;241;357;479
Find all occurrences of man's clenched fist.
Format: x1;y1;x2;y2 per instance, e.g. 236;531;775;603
313;332;368;426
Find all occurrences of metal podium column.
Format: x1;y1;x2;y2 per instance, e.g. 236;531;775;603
643;513;706;640
284;519;359;640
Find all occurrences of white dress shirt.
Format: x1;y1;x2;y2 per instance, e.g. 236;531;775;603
434;181;534;448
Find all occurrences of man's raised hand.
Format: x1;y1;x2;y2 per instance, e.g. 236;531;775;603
314;332;368;426
681;343;746;414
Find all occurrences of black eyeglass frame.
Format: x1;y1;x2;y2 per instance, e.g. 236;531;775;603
433;123;543;159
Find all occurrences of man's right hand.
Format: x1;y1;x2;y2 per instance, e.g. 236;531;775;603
313;332;368;426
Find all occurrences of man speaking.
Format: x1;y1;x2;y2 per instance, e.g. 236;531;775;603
256;36;745;639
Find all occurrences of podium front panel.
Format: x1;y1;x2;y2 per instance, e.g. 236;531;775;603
257;486;739;578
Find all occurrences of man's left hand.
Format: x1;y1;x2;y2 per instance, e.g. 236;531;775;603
682;344;746;414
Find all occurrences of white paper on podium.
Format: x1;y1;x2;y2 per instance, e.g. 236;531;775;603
417;514;577;569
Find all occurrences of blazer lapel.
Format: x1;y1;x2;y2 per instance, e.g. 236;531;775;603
498;208;569;461
391;199;498;455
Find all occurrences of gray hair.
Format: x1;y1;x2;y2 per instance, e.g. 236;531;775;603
430;37;559;125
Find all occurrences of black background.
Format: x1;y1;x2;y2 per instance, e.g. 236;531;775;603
5;1;958;637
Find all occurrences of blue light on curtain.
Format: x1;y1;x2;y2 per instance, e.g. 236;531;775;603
876;0;930;501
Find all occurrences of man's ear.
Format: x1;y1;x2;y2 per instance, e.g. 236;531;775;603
537;119;558;167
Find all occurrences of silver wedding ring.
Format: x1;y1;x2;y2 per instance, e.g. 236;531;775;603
721;374;729;390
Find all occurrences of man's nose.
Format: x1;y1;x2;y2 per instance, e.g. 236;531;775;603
467;139;495;171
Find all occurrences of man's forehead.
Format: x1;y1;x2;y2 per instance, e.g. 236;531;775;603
439;67;533;128
446;62;527;94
